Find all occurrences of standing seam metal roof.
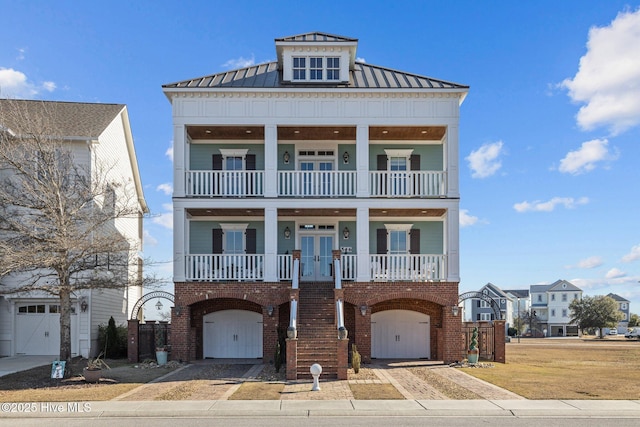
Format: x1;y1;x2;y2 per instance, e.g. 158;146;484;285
162;61;468;90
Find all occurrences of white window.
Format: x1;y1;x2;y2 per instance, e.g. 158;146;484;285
537;294;542;302
621;303;627;309
220;223;248;254
562;309;567;317
385;224;412;255
551;294;555;301
551;309;556;317
562;293;567;302
292;56;341;82
480;300;491;308
480;313;492;321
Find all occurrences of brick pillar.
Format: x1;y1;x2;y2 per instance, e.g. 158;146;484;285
127;319;139;363
354;304;371;363
170;299;191;362
286;338;298;380
336;338;349;380
442;304;462;363
263;305;279;364
493;320;506;363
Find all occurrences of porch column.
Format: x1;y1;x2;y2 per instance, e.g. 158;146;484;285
446;206;460;282
264;125;278;197
355;207;370;282
445;125;459;198
173;124;187;198
356;124;369;198
173;207;186;282
264;207;278;281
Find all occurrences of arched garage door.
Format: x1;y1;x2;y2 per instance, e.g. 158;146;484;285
203;310;262;358
371;310;430;359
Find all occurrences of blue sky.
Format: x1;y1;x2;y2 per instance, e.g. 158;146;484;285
2;1;640;313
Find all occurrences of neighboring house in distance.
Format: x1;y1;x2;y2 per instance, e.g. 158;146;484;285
607;293;630;334
503;289;530;332
469;283;512;328
0;100;148;358
164;32;468;376
530;280;582;337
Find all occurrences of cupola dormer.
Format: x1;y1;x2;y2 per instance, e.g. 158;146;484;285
275;32;358;84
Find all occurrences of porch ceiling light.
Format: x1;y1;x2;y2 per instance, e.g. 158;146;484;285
343;151;349;164
284;226;291;239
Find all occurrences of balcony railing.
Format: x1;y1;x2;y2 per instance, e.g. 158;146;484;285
340;254;357;280
369;171;446;197
186;171;264;197
186;254;264;281
279;171;356;197
370;254;445;281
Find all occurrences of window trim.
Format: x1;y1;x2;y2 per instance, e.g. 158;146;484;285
219;223;248;254
291;55;342;82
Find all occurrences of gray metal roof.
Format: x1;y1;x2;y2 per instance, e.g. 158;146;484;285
607;293;629;302
504;289;530;298
275;32;358;43
548;279;582;292
162;61;468;91
0;99;125;139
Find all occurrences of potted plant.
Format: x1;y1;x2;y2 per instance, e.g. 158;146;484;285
467;326;479;365
155;328;168;366
83;352;110;383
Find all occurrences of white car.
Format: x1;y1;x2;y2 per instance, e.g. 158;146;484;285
625;328;640;339
609;329;618;335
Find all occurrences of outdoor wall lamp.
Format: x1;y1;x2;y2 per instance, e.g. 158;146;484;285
360;305;367;316
267;305;274;317
284;226;291;239
343;226;350;240
283;151;290;164
452;305;459;316
175;305;182;316
343;151;349;164
80;298;88;313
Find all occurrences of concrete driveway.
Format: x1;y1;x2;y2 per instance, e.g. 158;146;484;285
0;355;55;377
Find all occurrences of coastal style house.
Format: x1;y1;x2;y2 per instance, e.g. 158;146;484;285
530;280;582;337
0;100;148;358
164;32;468;378
503;289;530;334
469;283;512;324
607;293;630;334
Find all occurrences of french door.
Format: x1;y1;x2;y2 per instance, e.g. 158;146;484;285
300;161;333;196
300;234;334;281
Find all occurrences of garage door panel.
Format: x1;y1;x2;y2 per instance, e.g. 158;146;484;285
16;304;78;356
203;310;262;358
372;310;430;359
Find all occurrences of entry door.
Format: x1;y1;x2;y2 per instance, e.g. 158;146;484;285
300;234;334;281
300;161;333;196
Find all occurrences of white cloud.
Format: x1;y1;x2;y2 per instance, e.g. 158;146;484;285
356;57;366;63
513;196;589;213
567;256;604;269
143;229;158;247
622;244;640;262
222;55;255;69
0;68;57;99
156;183;173;195
605;268;626;279
459;209;479;227
561;8;640;134
558;139;617;175
151;203;173;230
466;141;504;178
16;48;25;61
165;141;173;162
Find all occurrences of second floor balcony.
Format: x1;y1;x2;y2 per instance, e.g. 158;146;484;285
186;170;446;198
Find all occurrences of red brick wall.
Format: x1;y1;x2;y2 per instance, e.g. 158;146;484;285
171;280;460;363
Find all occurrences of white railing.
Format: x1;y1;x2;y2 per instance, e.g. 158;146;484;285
186;171;264;197
279;171;356;197
278;254;293;281
370;254;445;281
369;171;446;197
185;254;264;281
340;254;357;280
336;299;345;331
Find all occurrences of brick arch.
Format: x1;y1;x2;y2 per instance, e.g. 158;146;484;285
347;291;451;308
178;290;271;308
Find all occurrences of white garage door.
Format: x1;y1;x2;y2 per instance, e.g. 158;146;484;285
203;310;262;358
371;310;430;359
15;303;78;356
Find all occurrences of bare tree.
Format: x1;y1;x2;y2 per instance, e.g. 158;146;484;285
0;99;152;373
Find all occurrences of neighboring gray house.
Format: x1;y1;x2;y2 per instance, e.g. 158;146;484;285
503;289;530;333
530;280;582;337
469;283;512;330
607;293;630;334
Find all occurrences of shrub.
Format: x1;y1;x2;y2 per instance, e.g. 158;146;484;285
97;317;127;358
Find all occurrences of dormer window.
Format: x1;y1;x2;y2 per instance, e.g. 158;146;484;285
292;56;341;82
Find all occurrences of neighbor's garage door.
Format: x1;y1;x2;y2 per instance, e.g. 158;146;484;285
371;310;430;359
15;303;78;356
203;310;262;358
